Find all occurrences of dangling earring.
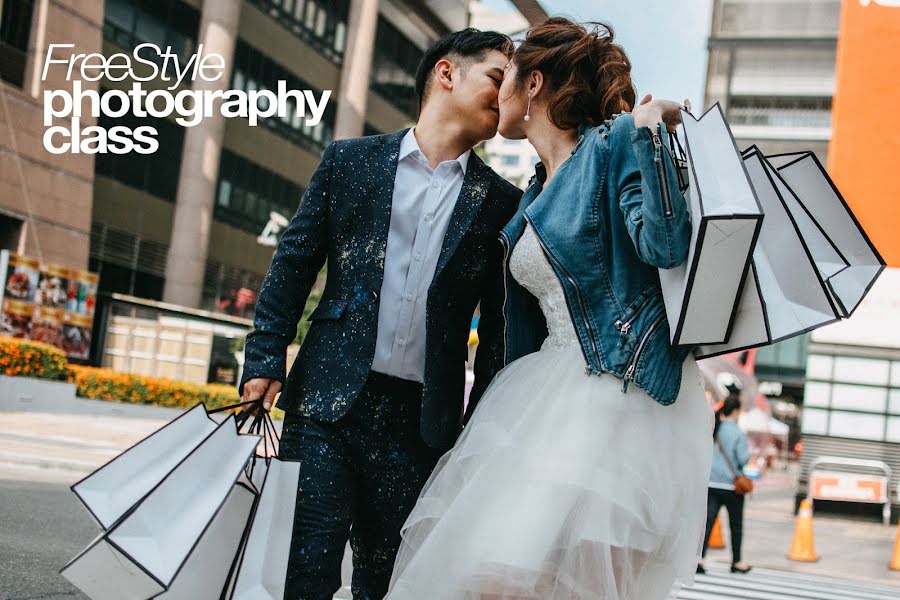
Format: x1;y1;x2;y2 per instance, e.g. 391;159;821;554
524;92;532;122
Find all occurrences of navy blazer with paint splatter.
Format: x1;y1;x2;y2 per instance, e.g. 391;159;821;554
239;129;522;450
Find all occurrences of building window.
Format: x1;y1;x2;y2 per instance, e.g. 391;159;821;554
0;0;35;88
215;149;305;235
231;39;336;152
802;350;900;443
248;0;350;64
94;103;186;203
201;259;265;314
0;212;22;250
103;0;200;77
728;96;832;129
371;17;422;120
89;222;169;300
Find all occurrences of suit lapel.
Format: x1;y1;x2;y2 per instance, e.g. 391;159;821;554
430;153;491;287
369;129;407;279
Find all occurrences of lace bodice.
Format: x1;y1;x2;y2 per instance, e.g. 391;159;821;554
508;225;580;352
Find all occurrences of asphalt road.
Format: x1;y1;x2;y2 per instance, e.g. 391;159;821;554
0;477;93;600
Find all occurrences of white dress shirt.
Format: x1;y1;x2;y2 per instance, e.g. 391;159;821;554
371;128;471;382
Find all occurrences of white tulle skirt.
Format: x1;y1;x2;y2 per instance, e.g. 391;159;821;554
387;345;713;600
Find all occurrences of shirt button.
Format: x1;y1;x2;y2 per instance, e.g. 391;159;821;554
414;253;422;262
398;338;405;346
424;214;433;222
432;180;440;189
405;293;413;301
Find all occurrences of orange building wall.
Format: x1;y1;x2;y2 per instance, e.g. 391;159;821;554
828;1;900;267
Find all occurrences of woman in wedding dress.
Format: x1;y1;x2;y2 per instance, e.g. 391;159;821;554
388;18;713;600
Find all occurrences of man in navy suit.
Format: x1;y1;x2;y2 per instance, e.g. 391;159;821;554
239;29;522;599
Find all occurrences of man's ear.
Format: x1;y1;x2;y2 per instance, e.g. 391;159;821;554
434;58;454;92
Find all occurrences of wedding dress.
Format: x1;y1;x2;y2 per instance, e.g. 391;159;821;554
388;224;713;599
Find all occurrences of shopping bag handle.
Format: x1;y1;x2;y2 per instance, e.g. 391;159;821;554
668;130;689;193
208;399;260;414
240;402;280;458
210;399;281;458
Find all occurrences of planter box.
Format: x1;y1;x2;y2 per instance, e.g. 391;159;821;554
0;374;76;412
0;375;190;419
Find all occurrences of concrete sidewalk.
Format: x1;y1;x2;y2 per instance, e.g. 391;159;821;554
0;396;280;483
0;411;177;478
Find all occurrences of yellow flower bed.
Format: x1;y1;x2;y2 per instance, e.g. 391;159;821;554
2;336;283;419
69;365;237;411
0;337;70;381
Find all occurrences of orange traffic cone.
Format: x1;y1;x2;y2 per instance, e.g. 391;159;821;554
787;499;818;561
890;524;900;570
709;514;725;549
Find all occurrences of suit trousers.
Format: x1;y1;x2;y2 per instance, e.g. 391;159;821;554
279;371;444;600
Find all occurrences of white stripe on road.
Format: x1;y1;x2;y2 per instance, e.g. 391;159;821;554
678;565;900;600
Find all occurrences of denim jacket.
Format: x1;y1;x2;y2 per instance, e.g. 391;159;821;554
500;114;692;405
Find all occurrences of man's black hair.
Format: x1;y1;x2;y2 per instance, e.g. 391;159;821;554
414;28;512;112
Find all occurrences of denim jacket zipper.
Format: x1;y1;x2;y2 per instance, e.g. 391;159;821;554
523;214;602;370
498;231;512;368
622;312;666;392
613;290;661;336
652;132;673;218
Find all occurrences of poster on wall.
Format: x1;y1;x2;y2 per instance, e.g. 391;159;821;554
0;251;98;360
3;254;39;303
1;299;34;338
62;312;93;360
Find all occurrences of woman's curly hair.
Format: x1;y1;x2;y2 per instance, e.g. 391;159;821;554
512;18;637;130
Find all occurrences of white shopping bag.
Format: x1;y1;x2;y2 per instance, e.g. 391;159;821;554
157;462;268;599
71;403;219;529
765;151;885;316
61;414;260;599
696;148;844;358
227;457;302;600
659;103;764;346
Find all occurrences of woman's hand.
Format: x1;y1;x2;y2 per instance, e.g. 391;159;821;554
632;94;691;133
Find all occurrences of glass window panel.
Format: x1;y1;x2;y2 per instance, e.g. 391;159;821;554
892;362;900;386
135;13;166;47
806;354;833;380
830;384;887;413
888;417;900;443
231;187;246;213
315;8;327;36
305;1;317;29
233;68;245;91
166;33;186;65
217;180;232;207
802;408;828;435
804;382;830;407
890;390;900;415
334;22;346;53
832;357;890;385
828;411;885;441
105;0;136;32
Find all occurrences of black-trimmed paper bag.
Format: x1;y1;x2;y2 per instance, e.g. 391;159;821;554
659;103;764;346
